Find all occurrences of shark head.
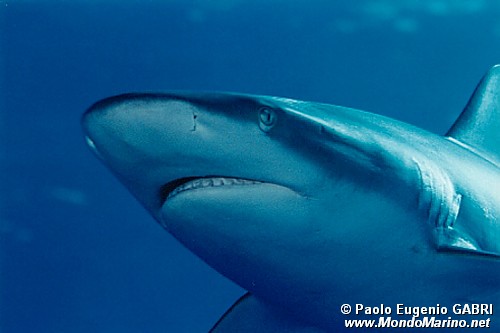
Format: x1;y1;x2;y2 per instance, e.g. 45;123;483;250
82;93;331;290
82;92;417;311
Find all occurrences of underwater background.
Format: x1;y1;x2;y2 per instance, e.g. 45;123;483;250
2;1;500;332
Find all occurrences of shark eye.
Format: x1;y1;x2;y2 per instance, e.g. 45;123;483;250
258;107;277;132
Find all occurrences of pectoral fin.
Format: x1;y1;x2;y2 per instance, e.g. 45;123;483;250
210;293;325;333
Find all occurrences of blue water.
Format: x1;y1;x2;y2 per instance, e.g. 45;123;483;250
2;1;500;332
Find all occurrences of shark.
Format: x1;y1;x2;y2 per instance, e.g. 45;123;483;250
82;65;500;332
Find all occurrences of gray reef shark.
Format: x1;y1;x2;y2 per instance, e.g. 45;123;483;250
82;66;500;332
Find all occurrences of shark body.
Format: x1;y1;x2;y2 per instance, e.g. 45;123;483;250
83;66;500;332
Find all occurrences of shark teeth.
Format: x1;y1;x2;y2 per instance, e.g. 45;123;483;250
167;177;261;200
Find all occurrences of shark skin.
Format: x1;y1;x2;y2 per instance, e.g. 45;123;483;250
82;66;500;332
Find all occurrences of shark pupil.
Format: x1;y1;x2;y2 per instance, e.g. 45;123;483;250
258;107;277;132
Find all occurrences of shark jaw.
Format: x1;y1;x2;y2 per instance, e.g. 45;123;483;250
158;176;290;232
160;177;263;201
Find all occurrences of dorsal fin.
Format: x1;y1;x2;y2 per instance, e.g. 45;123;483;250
446;65;500;166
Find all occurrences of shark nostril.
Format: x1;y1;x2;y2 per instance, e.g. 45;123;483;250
258;107;277;132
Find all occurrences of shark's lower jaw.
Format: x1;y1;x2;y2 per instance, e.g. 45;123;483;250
160;176;263;201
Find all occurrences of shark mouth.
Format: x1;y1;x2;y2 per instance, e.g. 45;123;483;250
160;177;262;201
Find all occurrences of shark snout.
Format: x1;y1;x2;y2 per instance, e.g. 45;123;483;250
82;94;203;164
